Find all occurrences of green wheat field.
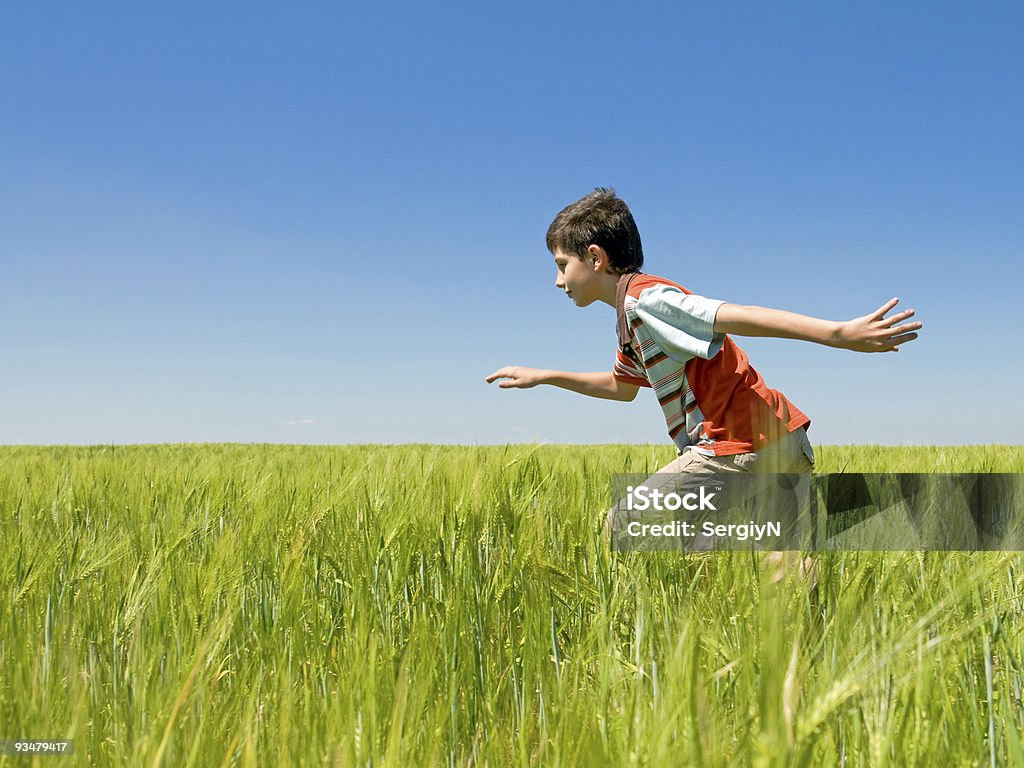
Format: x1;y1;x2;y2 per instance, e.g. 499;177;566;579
2;444;1024;767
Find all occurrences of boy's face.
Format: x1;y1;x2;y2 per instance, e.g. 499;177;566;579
553;247;606;307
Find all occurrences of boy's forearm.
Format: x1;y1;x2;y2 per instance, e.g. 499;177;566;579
541;370;637;401
714;303;842;347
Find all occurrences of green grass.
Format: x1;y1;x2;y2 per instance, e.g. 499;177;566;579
2;443;1023;766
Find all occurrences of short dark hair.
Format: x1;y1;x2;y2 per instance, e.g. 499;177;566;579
545;187;643;274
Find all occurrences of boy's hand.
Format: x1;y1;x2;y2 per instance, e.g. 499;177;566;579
834;298;923;353
485;366;549;389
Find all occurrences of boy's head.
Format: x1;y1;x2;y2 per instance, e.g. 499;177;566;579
545;188;644;275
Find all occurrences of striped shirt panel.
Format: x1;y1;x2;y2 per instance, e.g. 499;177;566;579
612;347;650;387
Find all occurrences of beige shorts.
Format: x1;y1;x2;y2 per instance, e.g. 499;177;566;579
604;427;816;545
669;425;815;475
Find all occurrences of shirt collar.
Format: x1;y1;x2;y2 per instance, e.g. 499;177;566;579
616;270;642;347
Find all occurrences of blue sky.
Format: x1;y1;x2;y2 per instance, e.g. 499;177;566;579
2;2;1021;446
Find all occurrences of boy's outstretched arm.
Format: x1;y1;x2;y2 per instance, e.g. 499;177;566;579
484;367;640;401
714;297;923;352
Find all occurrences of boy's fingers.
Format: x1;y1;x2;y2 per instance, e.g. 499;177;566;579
883;309;915;327
889;333;919;347
871;297;900;320
890;322;923;335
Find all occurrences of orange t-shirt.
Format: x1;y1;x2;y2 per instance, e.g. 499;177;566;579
612;271;810;456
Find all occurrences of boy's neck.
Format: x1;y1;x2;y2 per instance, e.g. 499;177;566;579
596;270;632;307
597;286;616;306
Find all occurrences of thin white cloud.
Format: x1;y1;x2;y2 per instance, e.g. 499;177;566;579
282;419;316;426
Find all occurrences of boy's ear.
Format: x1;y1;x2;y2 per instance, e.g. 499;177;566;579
586;244;610;272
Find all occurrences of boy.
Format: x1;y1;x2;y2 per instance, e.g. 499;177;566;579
485;188;922;547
